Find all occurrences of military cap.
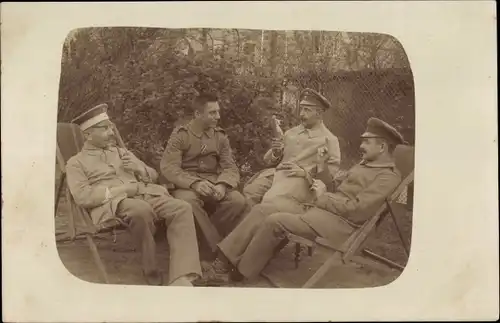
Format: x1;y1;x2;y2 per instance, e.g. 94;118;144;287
299;88;331;111
361;117;404;145
72;103;110;131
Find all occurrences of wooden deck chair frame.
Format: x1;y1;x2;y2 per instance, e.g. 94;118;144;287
55;122;149;283
263;144;415;288
55;122;127;283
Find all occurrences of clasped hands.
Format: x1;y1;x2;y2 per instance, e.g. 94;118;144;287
192;180;227;201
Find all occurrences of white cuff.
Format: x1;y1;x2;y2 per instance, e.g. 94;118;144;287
104;187;111;202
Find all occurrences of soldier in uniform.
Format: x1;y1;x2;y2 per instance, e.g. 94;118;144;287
160;92;247;245
220;117;405;281
66;104;203;286
242;89;342;208
205;88;342;277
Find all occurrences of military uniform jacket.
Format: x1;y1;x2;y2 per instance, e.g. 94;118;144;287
160;119;240;190
260;122;341;203
308;160;402;235
66;142;169;224
254;122;341;180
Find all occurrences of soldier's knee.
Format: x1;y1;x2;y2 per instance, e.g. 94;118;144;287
265;212;291;226
242;184;254;197
125;200;155;219
172;189;199;205
163;198;194;224
263;213;290;237
243;186;266;201
176;199;193;215
126;204;155;231
226;191;246;209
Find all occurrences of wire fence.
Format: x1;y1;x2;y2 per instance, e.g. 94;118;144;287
285;67;415;169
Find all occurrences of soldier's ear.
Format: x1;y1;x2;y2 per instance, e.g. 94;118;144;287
82;129;92;140
380;140;390;153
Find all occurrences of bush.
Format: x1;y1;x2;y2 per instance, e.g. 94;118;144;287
58;28;414;181
58;28;299;183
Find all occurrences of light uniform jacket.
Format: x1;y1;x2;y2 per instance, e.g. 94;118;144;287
160;119;240;190
66;141;169;224
307;159;402;237
260;122;341;204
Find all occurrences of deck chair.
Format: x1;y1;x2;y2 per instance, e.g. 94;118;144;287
263;144;415;288
55;122;166;283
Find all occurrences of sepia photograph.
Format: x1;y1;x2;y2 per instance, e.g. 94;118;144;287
55;27;415;288
2;2;497;322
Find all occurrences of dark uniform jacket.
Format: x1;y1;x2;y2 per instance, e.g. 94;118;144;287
311;160;402;229
160;119;240;190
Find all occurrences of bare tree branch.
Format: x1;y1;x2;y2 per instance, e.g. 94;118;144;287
233;29;241;57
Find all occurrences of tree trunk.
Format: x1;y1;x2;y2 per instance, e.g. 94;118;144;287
201;28;209;53
269;31;280;103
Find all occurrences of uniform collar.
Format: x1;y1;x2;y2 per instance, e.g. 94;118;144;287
297;121;324;138
360;158;396;169
188;119;215;138
82;141;116;155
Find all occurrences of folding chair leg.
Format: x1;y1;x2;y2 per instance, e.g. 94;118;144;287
85;234;110;284
273;238;289;256
54;173;66;216
302;251;342;288
406;183;414;211
386;203;410;257
362;249;405;271
295;243;301;269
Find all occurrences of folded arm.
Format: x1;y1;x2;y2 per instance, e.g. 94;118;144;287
315;171;401;216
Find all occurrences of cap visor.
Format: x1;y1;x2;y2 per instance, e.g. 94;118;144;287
94;119;112;127
361;131;380;138
299;99;317;106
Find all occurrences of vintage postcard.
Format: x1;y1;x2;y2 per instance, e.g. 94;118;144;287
2;1;498;322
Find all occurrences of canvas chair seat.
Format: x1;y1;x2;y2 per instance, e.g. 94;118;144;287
262;144;415;288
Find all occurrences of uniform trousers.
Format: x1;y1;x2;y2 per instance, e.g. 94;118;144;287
115;194;202;284
242;174;274;209
218;197;306;268
172;189;247;238
220;205;355;279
